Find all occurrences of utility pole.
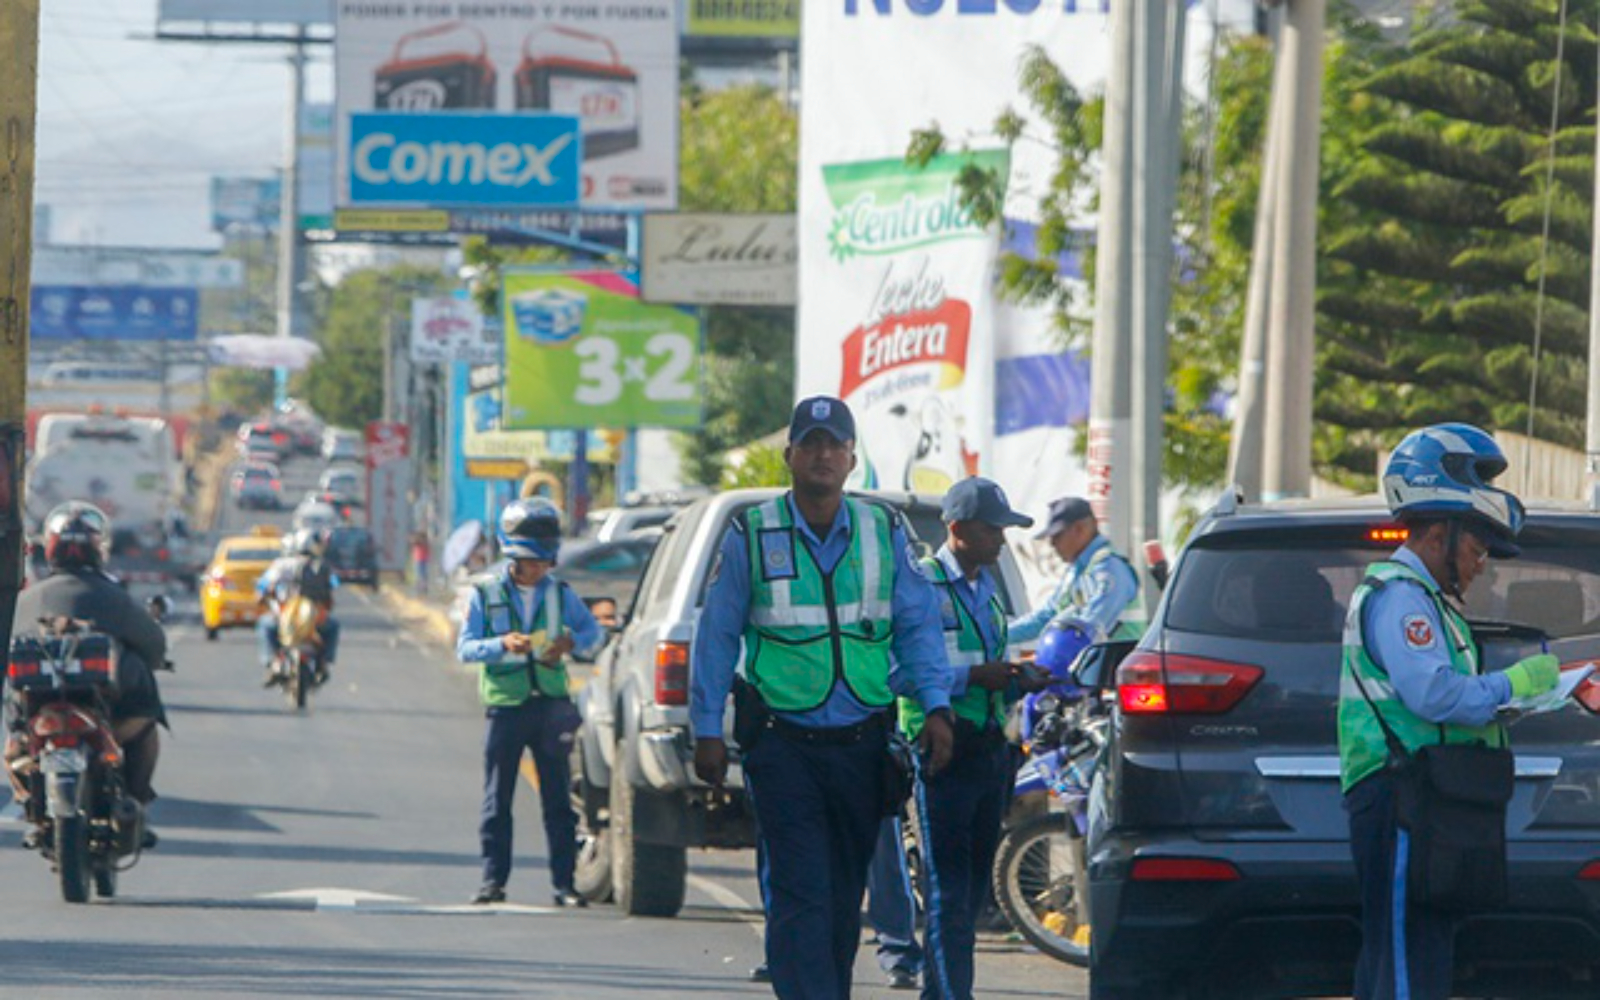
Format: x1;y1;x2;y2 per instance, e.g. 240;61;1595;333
1089;0;1137;554
0;1;39;653
1587;31;1600;507
1261;0;1324;501
274;27;309;408
1130;0;1186;576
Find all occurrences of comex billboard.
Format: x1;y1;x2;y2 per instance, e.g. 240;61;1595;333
334;4;679;213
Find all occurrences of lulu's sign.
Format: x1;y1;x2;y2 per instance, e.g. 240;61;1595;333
641;213;797;306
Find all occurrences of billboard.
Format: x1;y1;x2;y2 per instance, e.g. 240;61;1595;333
501;270;701;430
348;112;582;208
299;102;335;230
687;0;799;38
212;176;281;232
159;0;331;24
797;0;1109;541
30;286;199;343
641;213;797;306
33;247;242;290
334;4;679;212
411;296;496;364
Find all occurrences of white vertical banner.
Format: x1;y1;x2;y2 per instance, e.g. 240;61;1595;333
796;0;1110;528
366;422;413;572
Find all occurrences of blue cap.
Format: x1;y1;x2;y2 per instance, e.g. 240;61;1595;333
1034;496;1094;539
789;396;856;444
942;477;1034;528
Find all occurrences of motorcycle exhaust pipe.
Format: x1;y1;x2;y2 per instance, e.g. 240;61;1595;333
110;794;144;856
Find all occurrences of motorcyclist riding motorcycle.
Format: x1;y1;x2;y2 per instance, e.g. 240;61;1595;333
6;502;167;845
256;528;341;687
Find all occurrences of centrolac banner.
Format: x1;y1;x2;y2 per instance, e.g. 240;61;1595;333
501;270;701;429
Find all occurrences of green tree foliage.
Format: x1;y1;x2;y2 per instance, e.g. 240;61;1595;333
209;368;274;416
1316;0;1599;483
675;84;800;485
720;442;791;489
293;265;449;429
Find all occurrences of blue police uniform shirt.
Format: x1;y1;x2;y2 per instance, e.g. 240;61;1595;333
690;493;952;738
457;562;603;664
1360;546;1511;726
932;543;1004;700
1009;534;1139;643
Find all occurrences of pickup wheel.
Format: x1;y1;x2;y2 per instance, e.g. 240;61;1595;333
609;765;686;917
570;736;613;903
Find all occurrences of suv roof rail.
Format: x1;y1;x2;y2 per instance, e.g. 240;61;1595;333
1212;484;1245;518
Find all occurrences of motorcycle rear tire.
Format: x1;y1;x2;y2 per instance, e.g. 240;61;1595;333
56;816;91;904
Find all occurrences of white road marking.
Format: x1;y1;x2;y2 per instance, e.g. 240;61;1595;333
687;874;764;940
255;886;557;916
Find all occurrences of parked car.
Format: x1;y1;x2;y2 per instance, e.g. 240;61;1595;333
572;489;1034;916
586;505;677;543
231;463;284;510
556;531;661;611
1085;495;1600;1000
325;525;379;590
200;526;284;640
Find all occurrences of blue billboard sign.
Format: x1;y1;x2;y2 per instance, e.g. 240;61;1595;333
348;112;582;208
29;285;200;342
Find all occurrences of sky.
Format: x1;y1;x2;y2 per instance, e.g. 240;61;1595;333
32;0;1270;250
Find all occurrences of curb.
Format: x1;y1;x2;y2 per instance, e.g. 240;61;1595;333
376;583;459;649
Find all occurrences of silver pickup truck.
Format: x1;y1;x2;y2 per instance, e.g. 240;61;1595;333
572;487;1034;916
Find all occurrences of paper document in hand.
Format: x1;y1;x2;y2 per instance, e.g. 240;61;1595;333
1509;662;1598;715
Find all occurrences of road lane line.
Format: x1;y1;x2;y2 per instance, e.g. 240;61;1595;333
687;873;763;940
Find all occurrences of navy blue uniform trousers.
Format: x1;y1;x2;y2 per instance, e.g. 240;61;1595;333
479;696;580;891
1347;773;1455;1000
744;726;887;1000
917;739;1009;1000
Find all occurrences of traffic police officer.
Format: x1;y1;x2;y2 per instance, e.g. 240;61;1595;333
1340;424;1559;1000
1009;496;1141;644
902;477;1049;1000
692;395;955;1000
458;497;602;907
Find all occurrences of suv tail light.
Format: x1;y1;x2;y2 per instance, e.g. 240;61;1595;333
1116;651;1263;715
1130;857;1242;882
1577;861;1600;880
1568;664;1600;715
654;641;690;706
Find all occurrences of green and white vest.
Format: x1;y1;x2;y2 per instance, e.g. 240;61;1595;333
900;555;1009;740
1337;559;1505;792
1064;543;1145;640
741;496;896;713
475;577;572;706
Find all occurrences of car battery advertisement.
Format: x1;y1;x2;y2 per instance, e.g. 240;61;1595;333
335;2;678;212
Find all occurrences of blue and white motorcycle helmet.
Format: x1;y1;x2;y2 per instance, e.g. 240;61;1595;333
1382;422;1524;557
498;497;563;562
1035;621;1093;683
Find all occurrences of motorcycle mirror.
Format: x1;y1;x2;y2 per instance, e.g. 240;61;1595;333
146;595;171;623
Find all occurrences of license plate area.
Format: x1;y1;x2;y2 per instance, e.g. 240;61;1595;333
40;747;86;775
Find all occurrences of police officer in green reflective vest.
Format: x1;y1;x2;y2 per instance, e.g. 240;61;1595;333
693;396;955;1000
1340;424;1558;999
1008;496;1142;645
902;477;1050;1000
457;497;602;908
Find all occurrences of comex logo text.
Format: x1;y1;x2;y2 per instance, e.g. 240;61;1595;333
353;133;576;189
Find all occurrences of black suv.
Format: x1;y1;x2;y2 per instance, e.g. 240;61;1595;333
1087;496;1600;1000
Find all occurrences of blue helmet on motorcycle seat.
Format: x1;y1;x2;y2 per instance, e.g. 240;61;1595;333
1035;621;1093;683
499;497;562;562
1382;423;1524;557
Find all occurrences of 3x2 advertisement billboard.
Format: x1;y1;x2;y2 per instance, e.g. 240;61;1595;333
334;2;679;215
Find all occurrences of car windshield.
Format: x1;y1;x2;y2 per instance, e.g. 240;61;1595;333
1166;526;1600;644
226;547;279;563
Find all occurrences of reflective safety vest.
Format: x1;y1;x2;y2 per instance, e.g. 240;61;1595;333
1073;544;1144;640
1338;559;1505;792
900;555;1008;741
741;496;896;713
475;577;572;706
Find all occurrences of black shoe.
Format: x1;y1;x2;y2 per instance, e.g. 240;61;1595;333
552;888;588;908
471;883;506;905
140;827;159;850
748;964;770;983
886;967;918;990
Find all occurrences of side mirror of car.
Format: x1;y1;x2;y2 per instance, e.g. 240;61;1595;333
1071;638;1138;690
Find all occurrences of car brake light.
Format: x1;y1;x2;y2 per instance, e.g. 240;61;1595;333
1131;857;1242;882
1578;861;1600;880
654;641;690;706
1571;668;1600;715
1116;651;1263;715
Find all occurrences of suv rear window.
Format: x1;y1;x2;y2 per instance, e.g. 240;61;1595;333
1167;525;1600;643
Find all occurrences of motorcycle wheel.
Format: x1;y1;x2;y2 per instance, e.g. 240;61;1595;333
570;737;613;903
285;651;308;711
992;813;1090;967
55;815;91;904
93;858;117;899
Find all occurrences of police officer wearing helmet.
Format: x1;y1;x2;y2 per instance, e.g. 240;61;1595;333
903;477;1050;1000
692;395;955;1000
457;497;601;907
1008;496;1141;645
9;503;167;836
1340;423;1559;1000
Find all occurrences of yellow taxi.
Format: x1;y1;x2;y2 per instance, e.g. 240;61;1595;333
201;526;284;640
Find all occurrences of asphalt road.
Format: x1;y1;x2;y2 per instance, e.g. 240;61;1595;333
0;451;1084;998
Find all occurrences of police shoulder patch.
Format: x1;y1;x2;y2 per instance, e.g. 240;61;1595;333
1402;613;1436;651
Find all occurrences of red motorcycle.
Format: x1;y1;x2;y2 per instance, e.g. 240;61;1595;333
5;621;145;902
